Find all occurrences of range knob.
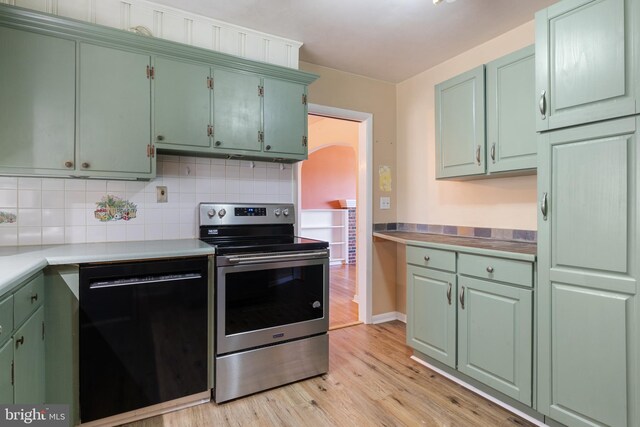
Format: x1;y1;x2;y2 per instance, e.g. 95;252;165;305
218;208;227;218
283;208;289;217
207;209;216;218
274;208;281;217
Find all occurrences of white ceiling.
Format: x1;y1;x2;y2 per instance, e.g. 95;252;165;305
151;0;558;83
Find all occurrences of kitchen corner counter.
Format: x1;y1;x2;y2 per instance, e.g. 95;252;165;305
373;231;536;261
0;239;215;298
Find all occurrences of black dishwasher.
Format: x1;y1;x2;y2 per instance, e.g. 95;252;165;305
79;257;209;423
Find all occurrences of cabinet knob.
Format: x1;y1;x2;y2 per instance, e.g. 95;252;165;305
157;135;165;141
82;162;90;169
424;255;430;262
486;266;494;273
490;143;496;162
15;336;24;348
476;145;481;165
539;90;547;119
459;286;465;309
30;293;38;303
265;145;271;151
64;161;73;168
446;283;452;305
215;141;222;147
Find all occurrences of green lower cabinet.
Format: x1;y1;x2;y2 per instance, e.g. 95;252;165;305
407;264;457;368
78;43;154;178
537;116;639;427
153;56;212;151
263;77;308;159
457;276;532;405
0;339;13;403
13;306;45;404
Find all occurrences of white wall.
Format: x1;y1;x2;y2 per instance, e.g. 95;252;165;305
0;156;293;246
396;21;537;230
1;0;301;68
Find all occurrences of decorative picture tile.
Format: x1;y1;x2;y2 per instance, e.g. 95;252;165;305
94;194;138;222
0;210;17;224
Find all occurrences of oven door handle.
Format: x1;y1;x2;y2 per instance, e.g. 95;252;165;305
224;250;329;264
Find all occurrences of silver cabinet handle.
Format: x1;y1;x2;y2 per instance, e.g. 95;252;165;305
64;161;73;168
539;90;546;119
459;286;465;309
476;145;481;165
424;255;430;262
486;267;494;273
447;283;452;305
541;192;548;220
490;143;496;162
81;162;90;169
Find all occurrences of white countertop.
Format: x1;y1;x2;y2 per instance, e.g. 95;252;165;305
0;239;215;298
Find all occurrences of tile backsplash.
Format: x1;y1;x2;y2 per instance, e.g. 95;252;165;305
0;155;294;246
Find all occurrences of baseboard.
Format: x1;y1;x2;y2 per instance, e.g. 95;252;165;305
371;311;406;324
410;356;547;427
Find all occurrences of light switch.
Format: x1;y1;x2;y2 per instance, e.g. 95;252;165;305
380;197;391;210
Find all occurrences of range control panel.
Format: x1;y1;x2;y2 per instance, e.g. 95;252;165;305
199;203;295;226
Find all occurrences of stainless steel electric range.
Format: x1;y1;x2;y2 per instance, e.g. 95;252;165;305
198;202;330;403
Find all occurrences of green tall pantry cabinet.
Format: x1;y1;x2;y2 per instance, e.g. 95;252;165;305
536;0;640;426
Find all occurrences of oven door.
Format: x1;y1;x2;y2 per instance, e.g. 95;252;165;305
216;250;329;355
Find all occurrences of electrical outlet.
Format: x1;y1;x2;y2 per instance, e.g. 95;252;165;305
156;186;168;203
380;197;391;210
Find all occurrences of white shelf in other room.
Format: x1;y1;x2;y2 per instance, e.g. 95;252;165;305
300;209;349;266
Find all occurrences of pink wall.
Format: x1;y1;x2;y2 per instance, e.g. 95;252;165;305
301;145;356;209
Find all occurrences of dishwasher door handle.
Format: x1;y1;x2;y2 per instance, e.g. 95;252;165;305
89;273;203;289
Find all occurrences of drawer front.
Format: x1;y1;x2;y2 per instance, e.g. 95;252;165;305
0;295;13;347
407;246;456;272
459;253;533;287
13;272;44;328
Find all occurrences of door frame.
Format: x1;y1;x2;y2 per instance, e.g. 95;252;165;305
294;103;373;324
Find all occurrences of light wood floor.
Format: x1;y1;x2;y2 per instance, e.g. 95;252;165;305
329;264;360;330
123;321;534;427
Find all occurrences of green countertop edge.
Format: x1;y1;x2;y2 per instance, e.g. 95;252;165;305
373;231;537;262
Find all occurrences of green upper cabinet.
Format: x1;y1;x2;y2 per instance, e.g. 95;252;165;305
535;0;639;131
78;43;154;178
13;306;45;404
0;26;75;175
457;276;532;405
212;68;262;153
153;56;212;151
263;78;308;159
537;116;638;427
486;45;537;174
435;65;486;179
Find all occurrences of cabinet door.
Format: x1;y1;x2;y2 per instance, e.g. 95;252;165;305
406;265;457;368
457;276;532;405
14;306;45;404
0;27;75;175
78;43;153;177
535;0;638;131
486;45;536;174
0;339;12;404
154;57;212;150
537;117;638;427
435;65;485;179
263;78;308;159
212;68;262;153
